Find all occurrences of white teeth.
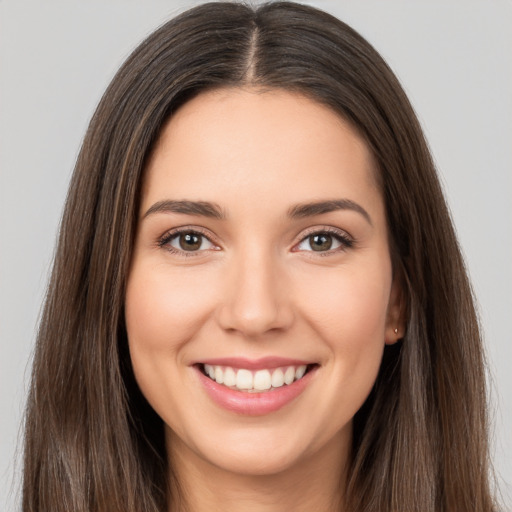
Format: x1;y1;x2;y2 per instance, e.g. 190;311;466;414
205;364;215;379
214;366;224;384
236;369;253;390
271;368;284;388
284;366;295;385
253;370;272;391
223;367;236;387
202;364;311;392
295;365;307;380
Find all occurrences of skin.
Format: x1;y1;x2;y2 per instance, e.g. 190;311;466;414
125;88;403;512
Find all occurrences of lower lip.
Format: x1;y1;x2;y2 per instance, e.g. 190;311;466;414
195;366;317;416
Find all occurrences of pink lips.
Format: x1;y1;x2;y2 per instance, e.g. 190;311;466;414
193;357;317;416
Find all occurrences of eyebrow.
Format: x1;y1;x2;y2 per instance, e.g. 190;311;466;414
143;200;225;219
143;198;372;225
287;199;372;225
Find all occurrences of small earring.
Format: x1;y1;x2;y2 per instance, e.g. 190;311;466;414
394;328;398;334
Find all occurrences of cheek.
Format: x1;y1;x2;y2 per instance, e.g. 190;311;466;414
125;263;216;354
297;264;391;425
295;260;392;404
298;263;391;343
124;262;221;428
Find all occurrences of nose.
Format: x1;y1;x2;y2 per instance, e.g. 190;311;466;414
216;248;294;338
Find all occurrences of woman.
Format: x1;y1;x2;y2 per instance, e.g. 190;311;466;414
22;2;497;511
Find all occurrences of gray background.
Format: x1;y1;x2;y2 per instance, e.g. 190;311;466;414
1;1;511;509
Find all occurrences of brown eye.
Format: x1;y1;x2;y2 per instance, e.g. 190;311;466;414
309;234;333;251
179;233;202;251
295;230;353;254
164;230;216;253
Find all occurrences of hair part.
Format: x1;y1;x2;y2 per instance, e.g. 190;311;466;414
23;2;496;511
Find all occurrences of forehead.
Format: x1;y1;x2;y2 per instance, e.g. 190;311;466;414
141;87;381;215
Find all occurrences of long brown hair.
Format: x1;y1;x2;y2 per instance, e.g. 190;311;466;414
22;2;496;511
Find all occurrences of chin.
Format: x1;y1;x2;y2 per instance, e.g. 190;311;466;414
207;445;307;478
166;415;351;479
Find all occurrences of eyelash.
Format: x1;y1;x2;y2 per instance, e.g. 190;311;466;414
157;227;218;257
295;227;355;256
157;226;355;257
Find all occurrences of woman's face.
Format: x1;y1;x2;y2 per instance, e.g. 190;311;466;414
125;88;402;477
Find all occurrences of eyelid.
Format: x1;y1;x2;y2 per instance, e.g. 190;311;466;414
156;224;354;256
157;226;221;256
291;226;355;254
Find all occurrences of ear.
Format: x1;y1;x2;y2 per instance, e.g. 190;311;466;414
384;273;406;345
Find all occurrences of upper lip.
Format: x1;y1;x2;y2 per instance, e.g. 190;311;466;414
192;356;316;370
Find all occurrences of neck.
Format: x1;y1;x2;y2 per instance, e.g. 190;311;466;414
166;429;350;512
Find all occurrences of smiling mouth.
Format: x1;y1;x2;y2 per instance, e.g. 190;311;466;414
199;363;317;393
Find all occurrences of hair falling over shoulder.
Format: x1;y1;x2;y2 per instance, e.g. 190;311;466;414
22;2;497;511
